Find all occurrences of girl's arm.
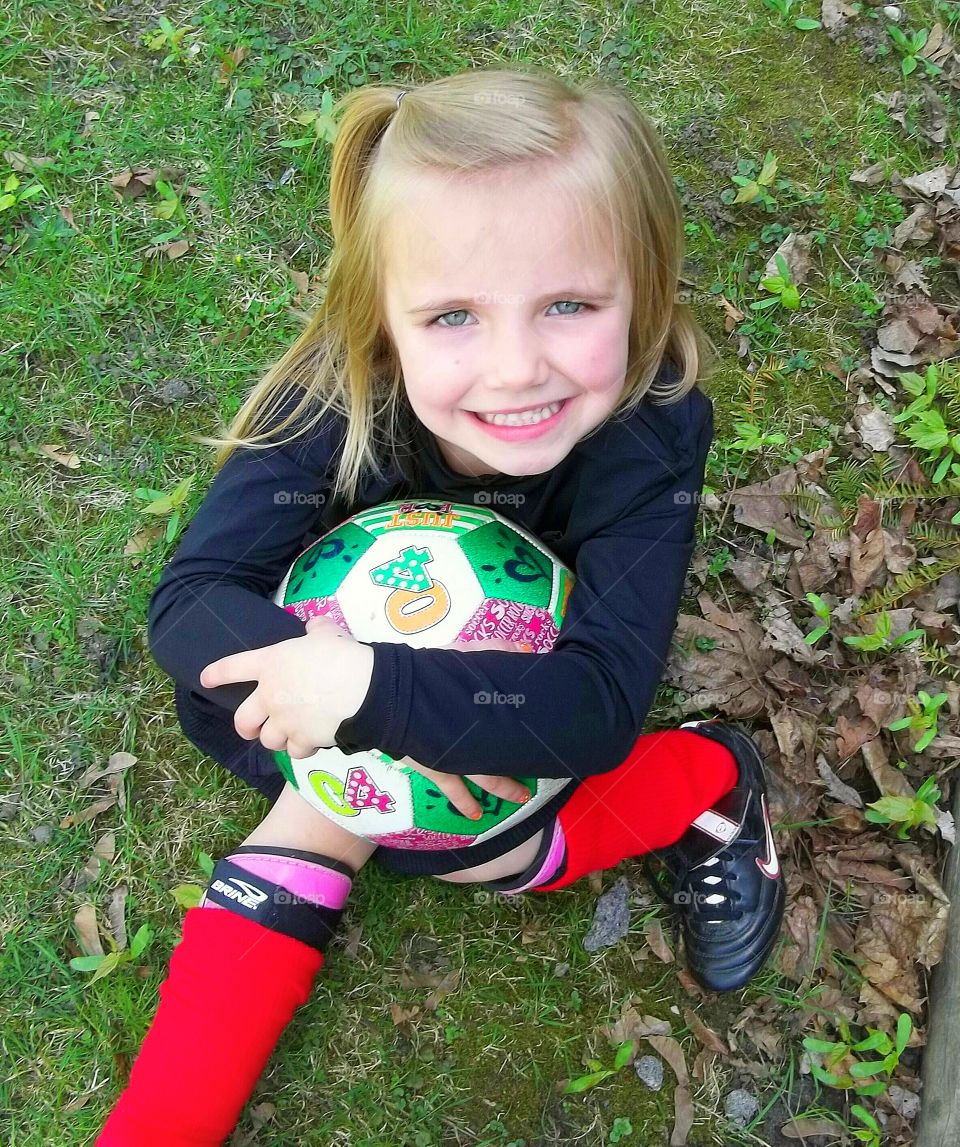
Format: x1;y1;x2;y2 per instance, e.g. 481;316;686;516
333;393;715;781
147;404;389;717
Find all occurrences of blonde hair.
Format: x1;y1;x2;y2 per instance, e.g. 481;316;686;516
194;65;715;506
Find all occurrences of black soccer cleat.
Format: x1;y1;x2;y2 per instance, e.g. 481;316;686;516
645;719;786;993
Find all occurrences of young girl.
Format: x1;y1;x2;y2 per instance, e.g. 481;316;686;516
97;66;785;1145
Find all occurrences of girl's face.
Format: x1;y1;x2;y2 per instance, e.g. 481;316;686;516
380;168;633;479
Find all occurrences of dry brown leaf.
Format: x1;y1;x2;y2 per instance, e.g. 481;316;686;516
59;796;117;830
822;802;866;832
390;1002;421;1027
644;919;674;964
78;753;137;790
849;160;890;187
109;167;158;198
39;444;81;469
144;239;190;260
666;609;776;718
682;1007;729;1055
107;884;128;950
729;466;809;548
288;267;310;296
853;398;896;452
781;1116;843;1138
816;753;863;807
834;713;880;762
423;969;462;1011
892;844;949;902
74;903;104;957
671;1085;695;1147
765;231;815;286
768;707;818;786
125;525;165;556
646;1035;693;1146
603;1006;672;1045
93;832;116;863
848;527;887;595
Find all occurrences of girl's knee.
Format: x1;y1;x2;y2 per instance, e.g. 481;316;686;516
242;782;377;873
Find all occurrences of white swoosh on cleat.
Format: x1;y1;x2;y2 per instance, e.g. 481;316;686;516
755;793;780;879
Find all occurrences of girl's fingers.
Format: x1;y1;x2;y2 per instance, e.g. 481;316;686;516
468;774;532;805
396;756;482;819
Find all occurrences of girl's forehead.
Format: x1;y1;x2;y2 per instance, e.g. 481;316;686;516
380;167;619;280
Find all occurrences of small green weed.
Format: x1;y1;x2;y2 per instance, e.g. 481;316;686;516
761;0;822;31
134;474;196;544
804;592;832;645
751;252;801;311
842;611;925;655
887;27;943;78
725;150;779;209
563;1039;636;1094
891;365;960;483
143;15;201;67
802;1012;912;1097
865;774;943;838
70;923;154;985
886;690;950;752
0;171;44;219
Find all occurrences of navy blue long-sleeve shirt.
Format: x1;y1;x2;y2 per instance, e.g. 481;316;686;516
147;358;713;875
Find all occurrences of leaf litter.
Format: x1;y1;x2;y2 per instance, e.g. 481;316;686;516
652;166;960;1141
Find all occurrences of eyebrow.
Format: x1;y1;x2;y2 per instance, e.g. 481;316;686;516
406;287;618;315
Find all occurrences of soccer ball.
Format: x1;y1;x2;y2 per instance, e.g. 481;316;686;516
270;499;575;850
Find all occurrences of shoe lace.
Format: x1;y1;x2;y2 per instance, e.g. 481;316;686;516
647;847;748;924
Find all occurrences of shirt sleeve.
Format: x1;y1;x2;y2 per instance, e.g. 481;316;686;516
147;413;344;716
334;396;714;780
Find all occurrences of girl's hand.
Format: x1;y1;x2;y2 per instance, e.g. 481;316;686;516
199;615;375;760
398;636;535;820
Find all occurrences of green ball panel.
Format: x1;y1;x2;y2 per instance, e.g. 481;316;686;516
284;522;378;602
459;520;558;608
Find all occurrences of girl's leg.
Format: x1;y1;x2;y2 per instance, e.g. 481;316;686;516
432;829;545;884
430;729;740;896
97;784;376;1147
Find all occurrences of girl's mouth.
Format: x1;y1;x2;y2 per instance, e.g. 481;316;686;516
468;398;570;440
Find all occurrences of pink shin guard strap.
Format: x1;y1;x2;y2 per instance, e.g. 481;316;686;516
200;850;353;912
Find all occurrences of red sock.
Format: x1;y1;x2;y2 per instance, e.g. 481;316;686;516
533;729;739;892
96;907;323;1147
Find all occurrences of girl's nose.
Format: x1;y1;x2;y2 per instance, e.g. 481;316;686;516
489;324;548;391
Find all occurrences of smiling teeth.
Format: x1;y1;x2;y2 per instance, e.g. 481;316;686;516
477;401;563;427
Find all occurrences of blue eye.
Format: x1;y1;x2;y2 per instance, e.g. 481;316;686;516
432;301;590;327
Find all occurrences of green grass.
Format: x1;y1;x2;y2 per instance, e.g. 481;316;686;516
2;0;958;1141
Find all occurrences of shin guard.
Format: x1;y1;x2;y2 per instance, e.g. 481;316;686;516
96;848;355;1147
